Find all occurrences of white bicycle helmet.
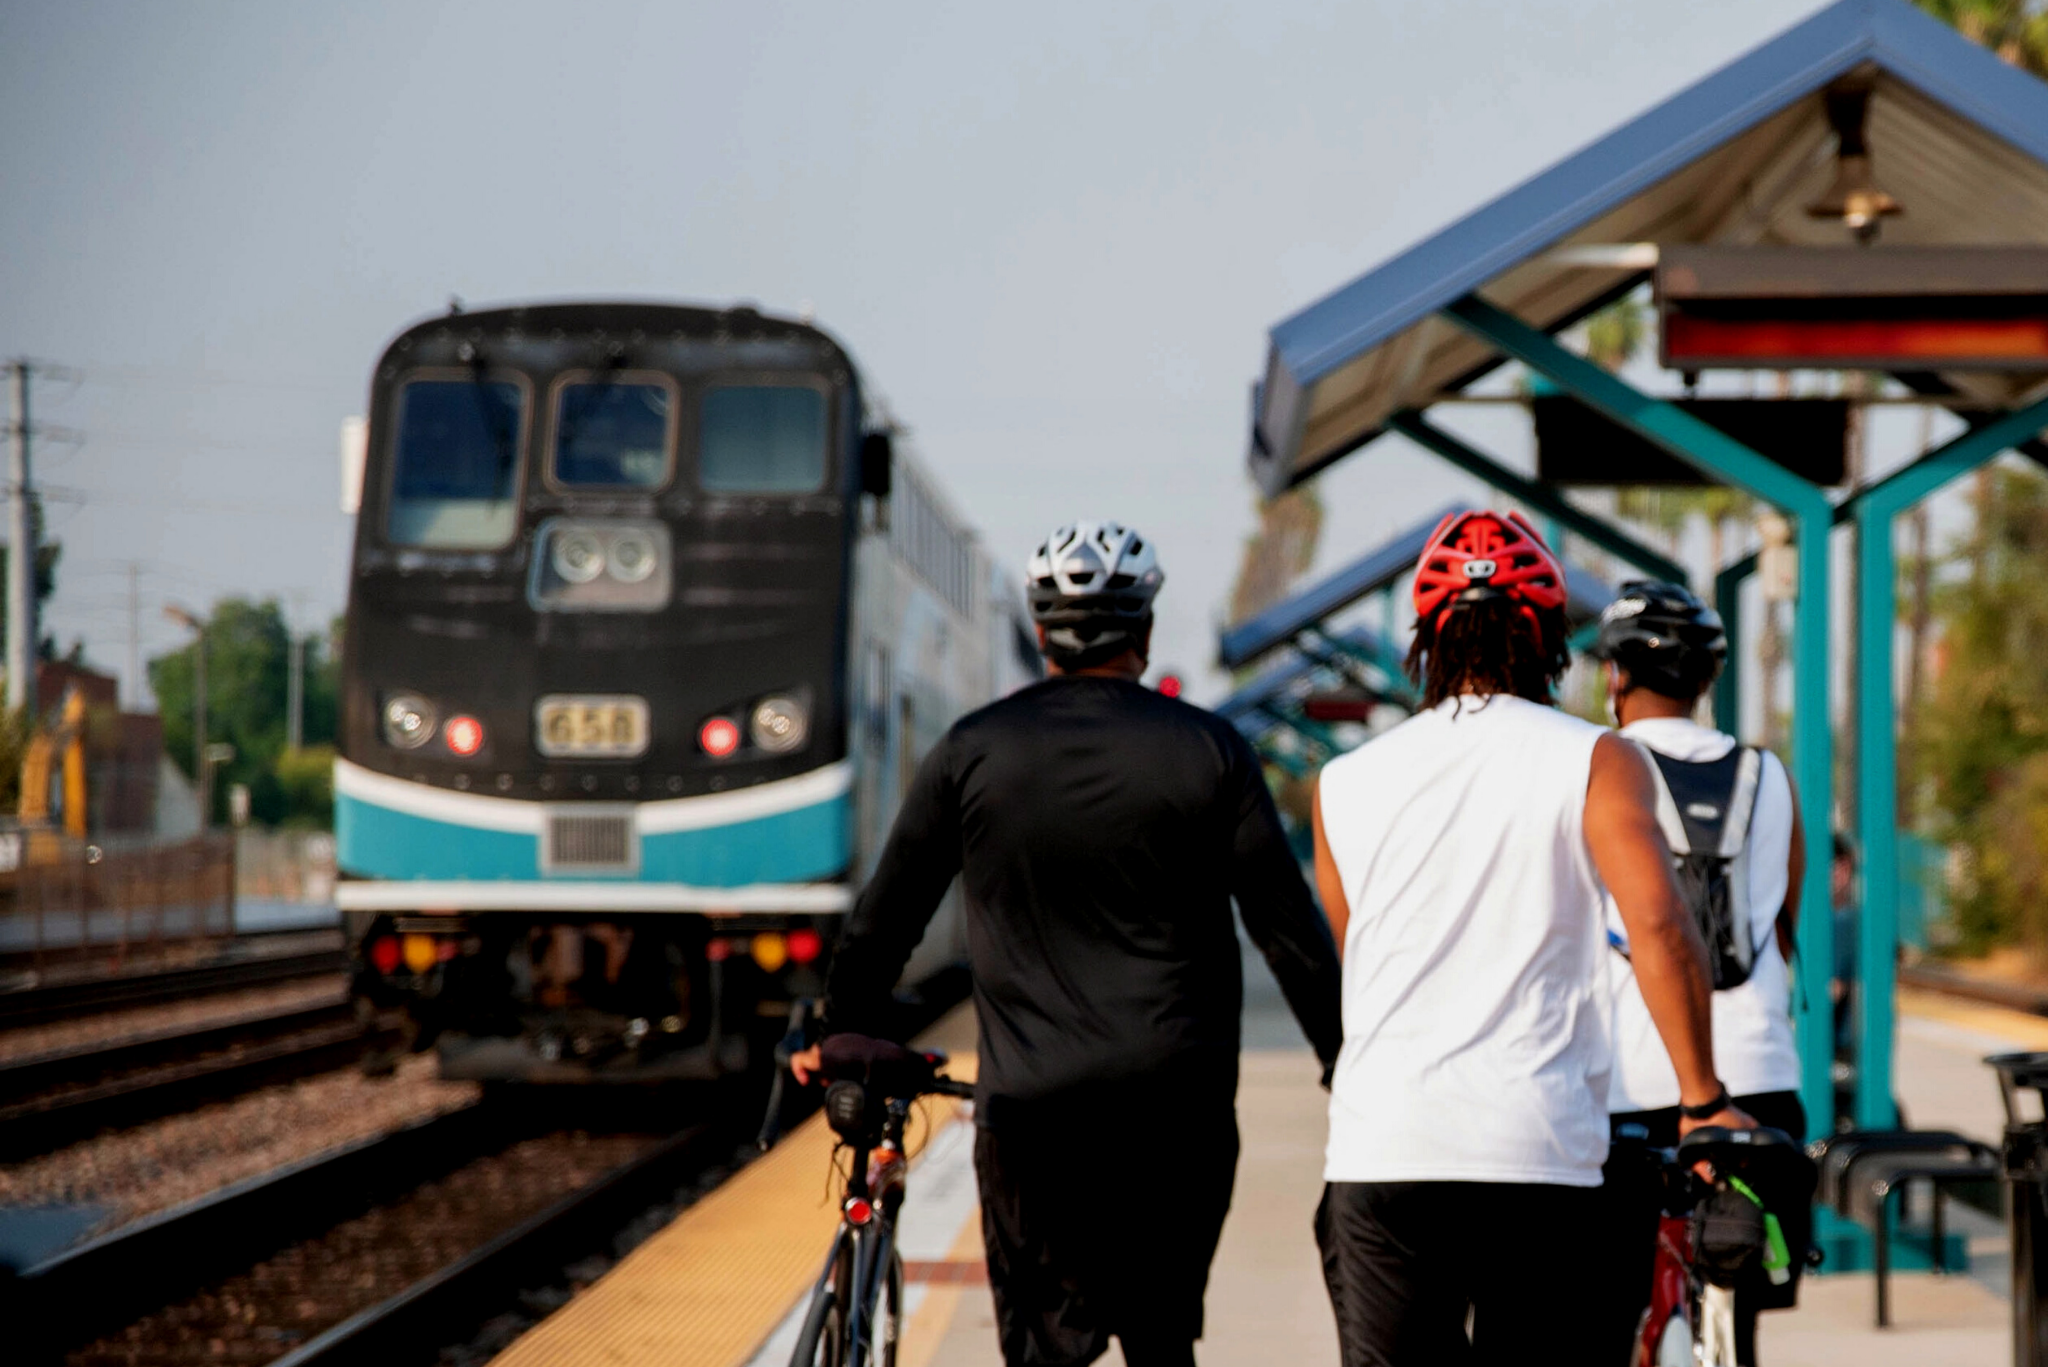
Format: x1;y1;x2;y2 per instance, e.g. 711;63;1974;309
1026;521;1164;665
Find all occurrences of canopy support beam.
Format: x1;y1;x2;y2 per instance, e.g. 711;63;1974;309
1850;396;2048;1129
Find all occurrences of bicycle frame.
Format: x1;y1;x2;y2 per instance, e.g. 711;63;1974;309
791;1095;916;1367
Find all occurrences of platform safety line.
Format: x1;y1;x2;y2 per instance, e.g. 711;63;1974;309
488;1069;972;1367
897;1205;991;1367
1898;986;2048;1051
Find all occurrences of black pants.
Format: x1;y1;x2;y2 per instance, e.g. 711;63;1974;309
974;1083;1238;1367
1599;1090;1809;1367
1315;1180;1606;1366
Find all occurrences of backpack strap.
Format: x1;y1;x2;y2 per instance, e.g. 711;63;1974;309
1639;746;1693;856
1716;747;1764;859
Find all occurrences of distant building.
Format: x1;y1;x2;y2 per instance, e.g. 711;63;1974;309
34;660;166;836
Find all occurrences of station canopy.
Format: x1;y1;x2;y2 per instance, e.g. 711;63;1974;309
1251;0;2048;494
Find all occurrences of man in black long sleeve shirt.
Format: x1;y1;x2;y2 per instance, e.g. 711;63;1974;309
806;521;1342;1367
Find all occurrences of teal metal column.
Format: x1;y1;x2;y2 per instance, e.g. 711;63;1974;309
1444;293;1839;1134
1851;397;2048;1130
1388;412;1690;585
1713;552;1756;734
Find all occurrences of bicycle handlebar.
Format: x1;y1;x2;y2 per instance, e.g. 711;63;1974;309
756;1002;975;1151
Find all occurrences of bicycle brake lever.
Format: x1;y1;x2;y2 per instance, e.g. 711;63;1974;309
757;999;817;1152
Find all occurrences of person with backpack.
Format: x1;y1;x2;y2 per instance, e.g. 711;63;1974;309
1590;580;1806;1365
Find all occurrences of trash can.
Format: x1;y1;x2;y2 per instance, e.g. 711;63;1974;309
1991;1052;2048;1367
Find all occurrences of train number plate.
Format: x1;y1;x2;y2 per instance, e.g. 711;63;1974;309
534;695;651;759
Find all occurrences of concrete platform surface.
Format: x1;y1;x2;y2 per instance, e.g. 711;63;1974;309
492;962;2034;1367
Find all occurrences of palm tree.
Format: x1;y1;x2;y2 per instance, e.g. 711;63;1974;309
1228;485;1325;629
1915;0;2048;75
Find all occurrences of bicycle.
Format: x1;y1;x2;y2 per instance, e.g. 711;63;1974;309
1619;1125;1816;1367
758;1008;975;1367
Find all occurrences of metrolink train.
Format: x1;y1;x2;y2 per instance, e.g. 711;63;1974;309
335;301;1036;1081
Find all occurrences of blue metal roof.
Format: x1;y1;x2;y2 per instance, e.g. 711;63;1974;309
1218;507;1619;670
1213;624;1394;724
1252;0;2048;490
1218;504;1461;669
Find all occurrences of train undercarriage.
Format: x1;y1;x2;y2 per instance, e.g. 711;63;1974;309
346;908;835;1082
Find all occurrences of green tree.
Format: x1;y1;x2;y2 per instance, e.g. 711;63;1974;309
1912;467;2048;957
149;598;339;827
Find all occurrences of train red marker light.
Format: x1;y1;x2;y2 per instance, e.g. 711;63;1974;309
706;937;732;962
369;936;402;975
444;715;485;756
787;928;823;964
843;1197;874;1226
699;717;741;757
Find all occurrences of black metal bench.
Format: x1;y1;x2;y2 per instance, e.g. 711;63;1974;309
1810;1128;2000;1327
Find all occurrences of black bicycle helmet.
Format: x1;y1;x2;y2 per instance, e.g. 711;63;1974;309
1589;579;1727;699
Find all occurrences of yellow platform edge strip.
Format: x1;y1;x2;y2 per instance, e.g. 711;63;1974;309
492;1060;974;1367
1899;984;2048;1050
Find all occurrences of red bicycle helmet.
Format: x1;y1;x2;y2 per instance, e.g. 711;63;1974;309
1412;509;1566;631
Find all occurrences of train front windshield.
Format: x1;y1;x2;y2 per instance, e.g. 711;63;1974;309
344;325;855;825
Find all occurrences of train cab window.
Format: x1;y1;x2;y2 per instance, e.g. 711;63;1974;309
552;380;674;489
386;379;525;549
698;385;828;494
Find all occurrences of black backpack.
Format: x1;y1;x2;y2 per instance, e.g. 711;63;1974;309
1635;745;1766;991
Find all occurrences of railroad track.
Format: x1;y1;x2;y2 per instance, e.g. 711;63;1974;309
11;970;971;1367
14;1091;734;1367
0;939;349;1031
0;993;394;1159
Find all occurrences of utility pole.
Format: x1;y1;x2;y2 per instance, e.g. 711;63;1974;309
165;605;208;827
7;361;36;715
285;591;307;752
286;632;303;752
126;562;141;711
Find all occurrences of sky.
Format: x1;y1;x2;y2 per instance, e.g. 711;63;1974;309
0;0;1850;708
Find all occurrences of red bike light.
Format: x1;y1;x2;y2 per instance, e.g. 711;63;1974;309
444;715;485;756
369;936;402;975
843;1197;874;1226
787;928;823;964
699;717;741;757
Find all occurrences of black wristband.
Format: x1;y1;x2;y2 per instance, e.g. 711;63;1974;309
1680;1086;1732;1121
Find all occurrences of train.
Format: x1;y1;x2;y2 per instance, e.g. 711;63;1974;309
334;300;1036;1081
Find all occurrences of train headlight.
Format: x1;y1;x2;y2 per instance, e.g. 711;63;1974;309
382;693;438;750
607;529;657;583
749;695;809;754
552;529;606;584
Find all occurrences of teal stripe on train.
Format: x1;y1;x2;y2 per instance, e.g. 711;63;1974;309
336;791;852;885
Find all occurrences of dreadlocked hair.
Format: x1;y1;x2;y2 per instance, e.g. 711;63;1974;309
1404;596;1572;711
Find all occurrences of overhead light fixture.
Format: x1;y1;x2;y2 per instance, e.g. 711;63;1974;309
1805;79;1902;245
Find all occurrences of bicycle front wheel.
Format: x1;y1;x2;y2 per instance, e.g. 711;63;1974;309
791;1236;856;1367
878;1249;904;1367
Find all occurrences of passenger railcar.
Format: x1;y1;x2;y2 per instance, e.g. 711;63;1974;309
335;301;1035;1080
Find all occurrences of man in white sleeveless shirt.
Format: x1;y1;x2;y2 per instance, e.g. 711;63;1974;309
1310;511;1748;1365
1590;581;1804;1365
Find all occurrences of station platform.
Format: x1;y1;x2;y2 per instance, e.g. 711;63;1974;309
489;974;2030;1367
